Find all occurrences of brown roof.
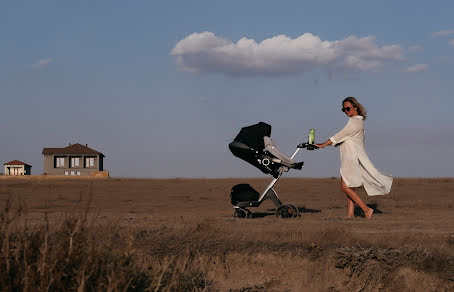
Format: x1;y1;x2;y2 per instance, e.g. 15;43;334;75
4;160;31;166
42;143;104;156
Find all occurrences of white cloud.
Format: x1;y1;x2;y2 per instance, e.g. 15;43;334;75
432;29;454;37
403;64;428;73
408;45;423;53
32;58;53;68
450;39;454;46
170;32;404;77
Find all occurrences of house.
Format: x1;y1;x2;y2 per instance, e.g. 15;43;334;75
42;143;105;176
4;160;32;175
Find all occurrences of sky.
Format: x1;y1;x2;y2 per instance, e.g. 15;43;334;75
1;0;453;178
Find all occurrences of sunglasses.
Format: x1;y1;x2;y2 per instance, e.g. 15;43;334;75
341;107;352;112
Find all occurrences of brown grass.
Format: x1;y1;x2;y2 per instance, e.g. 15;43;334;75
0;178;453;291
0;197;209;291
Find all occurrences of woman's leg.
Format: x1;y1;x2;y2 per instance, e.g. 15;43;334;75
341;178;373;219
347;196;355;218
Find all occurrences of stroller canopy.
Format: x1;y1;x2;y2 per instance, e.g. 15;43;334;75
229;122;302;178
232;122;271;151
229;122;276;176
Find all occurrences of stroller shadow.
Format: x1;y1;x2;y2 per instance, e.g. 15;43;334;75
297;206;322;214
354;203;383;218
250;206;322;219
251;212;275;218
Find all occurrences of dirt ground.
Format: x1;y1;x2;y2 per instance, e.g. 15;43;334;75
1;177;453;291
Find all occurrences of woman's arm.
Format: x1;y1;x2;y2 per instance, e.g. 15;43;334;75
315;118;362;149
314;139;332;149
330;119;361;145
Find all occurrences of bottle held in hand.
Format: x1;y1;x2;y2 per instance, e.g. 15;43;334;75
308;129;315;144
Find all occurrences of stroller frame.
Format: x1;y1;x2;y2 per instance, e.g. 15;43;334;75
233;143;315;219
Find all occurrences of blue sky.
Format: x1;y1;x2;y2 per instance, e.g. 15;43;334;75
1;1;453;178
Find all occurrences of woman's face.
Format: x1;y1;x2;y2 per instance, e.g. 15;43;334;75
342;101;358;117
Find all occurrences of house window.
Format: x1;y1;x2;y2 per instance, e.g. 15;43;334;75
71;157;80;168
65;171;69;175
85;157;95;168
71;171;75;176
56;157;65;168
77;171;81;176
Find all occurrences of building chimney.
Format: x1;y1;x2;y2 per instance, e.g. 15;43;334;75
85;144;87;147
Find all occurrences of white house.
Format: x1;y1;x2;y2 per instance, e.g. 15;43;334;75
4;160;32;175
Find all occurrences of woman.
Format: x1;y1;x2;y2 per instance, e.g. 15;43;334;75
315;97;393;219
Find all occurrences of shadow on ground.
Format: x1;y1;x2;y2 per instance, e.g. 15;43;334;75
250;206;322;218
354;203;383;217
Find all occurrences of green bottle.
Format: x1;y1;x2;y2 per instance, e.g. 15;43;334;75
308;129;315;144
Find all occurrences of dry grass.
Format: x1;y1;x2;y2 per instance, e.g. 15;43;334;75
0;197;210;292
1;178;453;291
1;202;453;291
131;220;454;290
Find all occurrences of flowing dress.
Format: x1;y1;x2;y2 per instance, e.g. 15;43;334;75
330;116;393;196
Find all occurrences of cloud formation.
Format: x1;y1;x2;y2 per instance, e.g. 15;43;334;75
32;58;53;68
408;45;423;53
170;32;404;77
403;64;428;73
450;39;454;46
432;29;454;37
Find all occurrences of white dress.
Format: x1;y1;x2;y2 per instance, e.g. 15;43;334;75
330;116;393;196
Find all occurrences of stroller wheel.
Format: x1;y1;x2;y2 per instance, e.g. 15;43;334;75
234;208;250;219
275;205;294;219
287;204;300;218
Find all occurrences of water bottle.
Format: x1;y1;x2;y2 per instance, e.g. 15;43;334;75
308;129;315;144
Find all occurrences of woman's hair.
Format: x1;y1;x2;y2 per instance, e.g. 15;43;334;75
343;96;367;120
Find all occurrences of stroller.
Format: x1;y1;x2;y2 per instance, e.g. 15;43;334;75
228;122;317;219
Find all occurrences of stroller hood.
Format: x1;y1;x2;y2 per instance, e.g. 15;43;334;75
232;122;271;151
229;122;302;178
229;122;277;176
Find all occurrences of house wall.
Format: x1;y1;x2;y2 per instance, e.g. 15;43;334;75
43;154;103;175
4;165;27;175
43;155;55;174
25;165;32;175
99;155;104;171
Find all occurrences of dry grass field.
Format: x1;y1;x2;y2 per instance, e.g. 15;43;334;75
1;177;453;291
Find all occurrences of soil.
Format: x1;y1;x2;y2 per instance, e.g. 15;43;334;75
1;177;453;291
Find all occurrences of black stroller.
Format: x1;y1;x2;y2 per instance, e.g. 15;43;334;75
228;122;317;218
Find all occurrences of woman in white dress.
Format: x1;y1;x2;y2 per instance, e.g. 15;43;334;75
315;97;393;219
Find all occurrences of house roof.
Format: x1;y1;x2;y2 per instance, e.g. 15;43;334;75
4;160;31;166
42;143;105;156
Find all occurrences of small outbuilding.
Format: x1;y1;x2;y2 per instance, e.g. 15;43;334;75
4;160;32;175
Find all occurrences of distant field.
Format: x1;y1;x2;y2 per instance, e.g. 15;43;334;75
1;177;453;291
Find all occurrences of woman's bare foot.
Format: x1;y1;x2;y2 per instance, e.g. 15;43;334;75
365;208;374;219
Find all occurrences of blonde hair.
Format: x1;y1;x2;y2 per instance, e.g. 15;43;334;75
343;96;367;120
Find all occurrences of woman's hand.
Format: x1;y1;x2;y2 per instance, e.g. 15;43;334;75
314;143;325;148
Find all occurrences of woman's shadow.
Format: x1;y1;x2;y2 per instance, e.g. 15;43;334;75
354;203;383;218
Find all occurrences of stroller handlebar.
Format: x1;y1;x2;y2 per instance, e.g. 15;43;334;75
297;142;319;150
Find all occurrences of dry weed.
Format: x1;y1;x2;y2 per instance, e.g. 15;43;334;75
335;243;454;292
0;197;210;292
